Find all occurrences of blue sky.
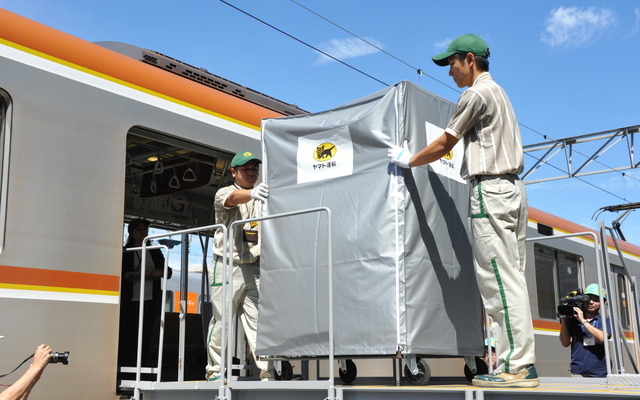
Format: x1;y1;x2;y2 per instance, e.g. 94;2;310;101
2;0;640;244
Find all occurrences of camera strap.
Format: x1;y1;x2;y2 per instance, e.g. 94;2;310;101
0;353;33;379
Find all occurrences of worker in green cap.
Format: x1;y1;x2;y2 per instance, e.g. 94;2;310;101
205;151;274;381
389;33;537;388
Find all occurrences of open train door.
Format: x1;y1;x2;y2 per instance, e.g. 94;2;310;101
117;127;235;392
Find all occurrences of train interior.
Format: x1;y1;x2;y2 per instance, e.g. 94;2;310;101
119;126;237;387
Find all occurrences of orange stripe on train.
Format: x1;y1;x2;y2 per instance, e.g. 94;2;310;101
533;318;636;340
0;265;119;292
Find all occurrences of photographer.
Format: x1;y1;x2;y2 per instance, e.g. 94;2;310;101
559;284;610;377
0;344;51;400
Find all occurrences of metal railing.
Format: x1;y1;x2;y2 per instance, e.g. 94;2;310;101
527;227;640;388
598;222;640;388
128;207;333;400
130;223;227;400
222;206;333;400
122;244;169;387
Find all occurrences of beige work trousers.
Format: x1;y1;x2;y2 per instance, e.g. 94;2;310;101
205;257;273;379
470;175;536;374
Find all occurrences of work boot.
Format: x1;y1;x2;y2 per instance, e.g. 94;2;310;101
472;365;539;388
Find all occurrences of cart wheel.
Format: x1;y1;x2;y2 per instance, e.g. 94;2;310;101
463;357;489;382
275;361;293;381
404;358;431;385
339;359;357;384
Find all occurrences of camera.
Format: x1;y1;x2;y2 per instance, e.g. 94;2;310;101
557;289;590;319
49;351;70;365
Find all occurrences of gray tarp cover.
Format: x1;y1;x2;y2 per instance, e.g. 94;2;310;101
256;81;483;358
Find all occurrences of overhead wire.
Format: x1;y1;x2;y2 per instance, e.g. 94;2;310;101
288;0;462;94
287;0;458;94
220;0;637;205
286;1;640;192
218;0;388;86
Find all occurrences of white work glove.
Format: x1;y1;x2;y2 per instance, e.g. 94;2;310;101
388;145;412;168
250;183;269;202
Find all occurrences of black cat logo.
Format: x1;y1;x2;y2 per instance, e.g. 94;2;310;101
314;143;337;161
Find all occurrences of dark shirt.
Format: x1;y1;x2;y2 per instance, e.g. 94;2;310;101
121;245;171;303
568;314;610;377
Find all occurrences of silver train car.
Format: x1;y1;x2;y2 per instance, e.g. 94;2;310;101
0;9;304;399
0;8;639;400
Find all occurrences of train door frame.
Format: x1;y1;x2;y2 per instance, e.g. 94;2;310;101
0;89;12;253
119;125;237;388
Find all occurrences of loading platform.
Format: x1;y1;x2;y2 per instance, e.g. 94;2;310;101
129;376;640;400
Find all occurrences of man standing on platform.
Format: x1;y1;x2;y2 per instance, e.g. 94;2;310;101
388;33;538;388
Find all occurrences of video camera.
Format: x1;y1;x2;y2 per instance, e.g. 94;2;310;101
557;289;590;319
49;351;70;365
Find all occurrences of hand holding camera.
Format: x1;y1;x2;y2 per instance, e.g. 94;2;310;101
557;289;590;319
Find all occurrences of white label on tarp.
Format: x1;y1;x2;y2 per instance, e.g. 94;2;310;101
297;127;353;184
425;121;465;184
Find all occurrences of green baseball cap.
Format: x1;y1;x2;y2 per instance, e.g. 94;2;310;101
432;34;490;67
584;283;607;300
231;151;261;168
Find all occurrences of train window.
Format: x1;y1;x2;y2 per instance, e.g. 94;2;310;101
0;90;10;251
534;244;582;319
614;271;631;330
557;252;581;296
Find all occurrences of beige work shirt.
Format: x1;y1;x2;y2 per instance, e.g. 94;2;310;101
213;184;261;264
445;72;524;180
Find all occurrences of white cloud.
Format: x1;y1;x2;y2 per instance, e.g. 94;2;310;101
633;8;640;35
541;6;616;47
433;38;453;51
600;169;640;191
315;37;383;65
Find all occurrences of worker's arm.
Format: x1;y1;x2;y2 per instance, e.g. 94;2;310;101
410;132;459;167
388;132;459;168
224;188;252;207
224;183;269;207
559;318;572;347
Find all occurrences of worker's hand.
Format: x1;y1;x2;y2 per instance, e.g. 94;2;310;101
573;307;585;323
250;183;269;202
388;146;412;168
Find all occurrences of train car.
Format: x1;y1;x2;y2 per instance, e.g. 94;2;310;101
1;8;639;400
0;9;305;400
526;207;640;377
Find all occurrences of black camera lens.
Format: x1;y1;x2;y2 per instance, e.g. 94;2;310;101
49;351;70;365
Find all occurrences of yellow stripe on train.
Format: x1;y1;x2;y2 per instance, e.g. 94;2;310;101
0;283;119;304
